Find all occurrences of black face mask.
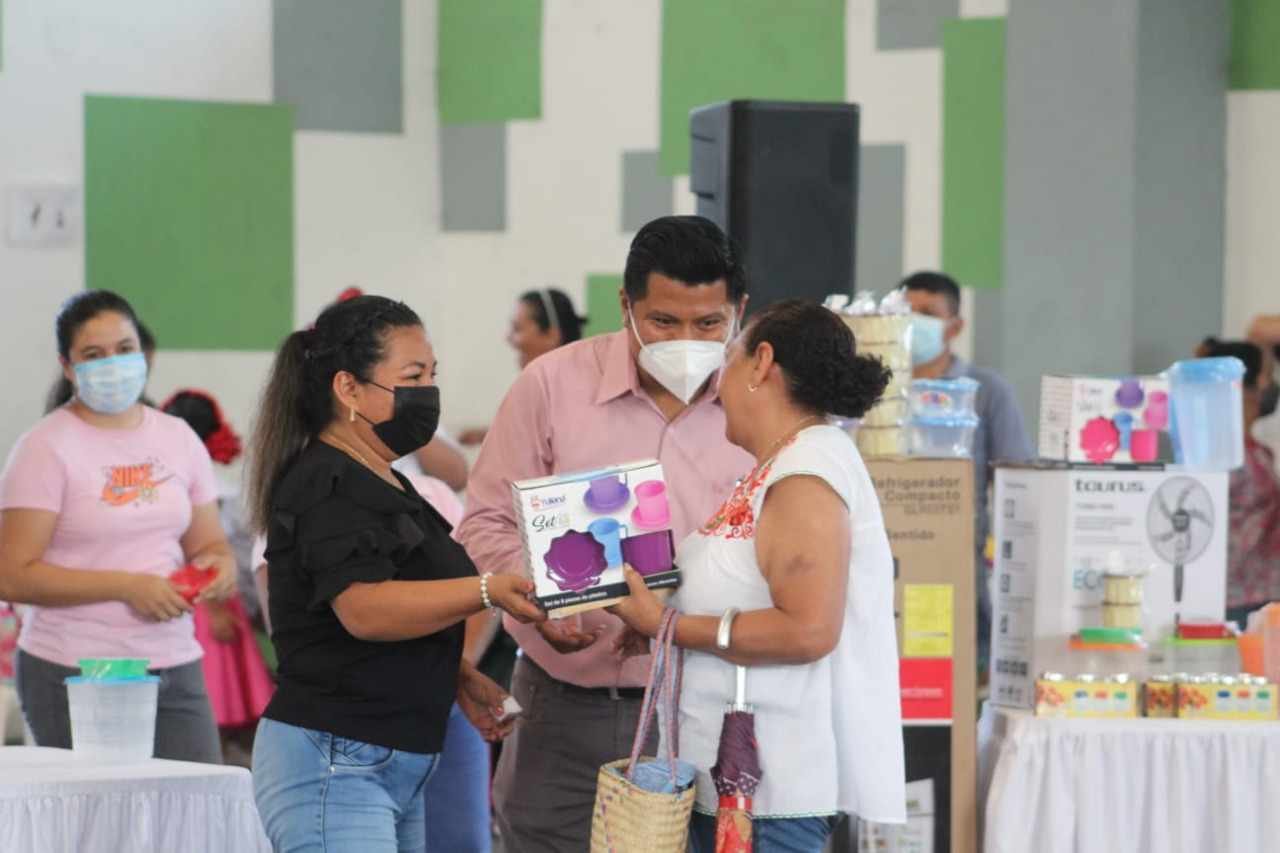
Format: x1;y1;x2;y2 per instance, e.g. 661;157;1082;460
358;383;441;457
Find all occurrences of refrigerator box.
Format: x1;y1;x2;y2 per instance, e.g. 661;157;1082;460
511;459;679;618
1038;374;1176;464
868;458;976;853
990;465;1228;710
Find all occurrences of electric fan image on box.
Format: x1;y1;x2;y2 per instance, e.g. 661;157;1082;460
1146;477;1215;607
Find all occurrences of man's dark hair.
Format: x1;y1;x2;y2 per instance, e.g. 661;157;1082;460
624;215;746;303
1201;338;1263;388
901;271;961;316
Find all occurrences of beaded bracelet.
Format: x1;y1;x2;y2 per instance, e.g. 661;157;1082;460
480;573;494;609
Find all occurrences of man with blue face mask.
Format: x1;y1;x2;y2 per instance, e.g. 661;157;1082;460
457;216;752;852
903;271;1032;677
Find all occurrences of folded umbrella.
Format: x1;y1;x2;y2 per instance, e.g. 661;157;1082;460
711;666;761;853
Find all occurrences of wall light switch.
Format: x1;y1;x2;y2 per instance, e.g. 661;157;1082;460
6;185;82;248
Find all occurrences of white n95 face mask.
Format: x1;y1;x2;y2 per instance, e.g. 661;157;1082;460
629;309;735;404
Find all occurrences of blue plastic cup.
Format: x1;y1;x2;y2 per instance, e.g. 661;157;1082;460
1167;357;1245;470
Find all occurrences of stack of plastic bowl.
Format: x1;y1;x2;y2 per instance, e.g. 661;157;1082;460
906;377;980;458
65;657;157;763
843;313;913;458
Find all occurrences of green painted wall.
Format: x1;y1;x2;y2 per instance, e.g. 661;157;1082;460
941;18;1006;290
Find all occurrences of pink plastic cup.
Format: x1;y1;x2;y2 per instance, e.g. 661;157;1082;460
1130;428;1159;462
631;480;671;529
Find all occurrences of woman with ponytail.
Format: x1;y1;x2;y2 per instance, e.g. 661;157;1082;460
247;294;545;852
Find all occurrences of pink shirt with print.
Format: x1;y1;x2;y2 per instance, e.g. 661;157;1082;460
0;407;219;668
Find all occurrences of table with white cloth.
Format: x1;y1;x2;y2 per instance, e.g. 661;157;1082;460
0;746;270;853
978;703;1280;853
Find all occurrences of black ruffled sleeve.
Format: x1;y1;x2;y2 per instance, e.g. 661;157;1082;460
292;498;424;611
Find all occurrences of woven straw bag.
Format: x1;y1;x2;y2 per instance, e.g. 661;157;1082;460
590;609;696;853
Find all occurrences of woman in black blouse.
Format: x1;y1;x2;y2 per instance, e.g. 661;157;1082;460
246;295;544;852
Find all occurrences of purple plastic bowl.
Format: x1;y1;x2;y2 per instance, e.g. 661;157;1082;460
544;530;608;592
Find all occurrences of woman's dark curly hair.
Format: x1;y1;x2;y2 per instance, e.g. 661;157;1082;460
743;299;890;419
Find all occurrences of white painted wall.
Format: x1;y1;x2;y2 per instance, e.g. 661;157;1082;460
1223;91;1280;339
0;0;1267;466
0;0;953;459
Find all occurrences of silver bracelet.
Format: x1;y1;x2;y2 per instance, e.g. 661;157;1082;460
716;607;740;651
479;573;493;610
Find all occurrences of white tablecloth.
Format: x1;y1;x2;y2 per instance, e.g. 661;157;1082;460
0;746;269;853
978;703;1280;853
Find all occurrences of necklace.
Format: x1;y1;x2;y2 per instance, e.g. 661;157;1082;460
323;433;376;470
742;414;824;483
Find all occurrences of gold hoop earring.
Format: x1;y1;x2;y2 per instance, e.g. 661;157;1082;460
349;406;356;423
747;383;759;393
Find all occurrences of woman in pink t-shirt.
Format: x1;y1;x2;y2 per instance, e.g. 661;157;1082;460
0;290;237;763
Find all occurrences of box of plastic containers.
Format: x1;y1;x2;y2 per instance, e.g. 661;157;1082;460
1034;674;1139;718
512;460;680;617
1177;675;1278;720
1038;374;1177;464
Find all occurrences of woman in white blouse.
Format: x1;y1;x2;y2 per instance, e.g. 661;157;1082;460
611;299;906;852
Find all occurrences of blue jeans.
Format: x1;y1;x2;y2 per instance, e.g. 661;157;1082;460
252;717;439;853
422;704;491;852
689;811;835;853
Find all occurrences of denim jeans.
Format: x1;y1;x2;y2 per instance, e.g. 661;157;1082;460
253;717;439;853
422;703;491;852
689;811;835;853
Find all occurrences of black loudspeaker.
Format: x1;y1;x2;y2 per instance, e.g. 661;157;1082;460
690;100;860;311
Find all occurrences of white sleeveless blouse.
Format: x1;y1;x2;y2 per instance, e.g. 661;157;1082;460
670;425;906;821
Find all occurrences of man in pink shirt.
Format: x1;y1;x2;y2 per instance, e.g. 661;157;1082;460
457;216;753;852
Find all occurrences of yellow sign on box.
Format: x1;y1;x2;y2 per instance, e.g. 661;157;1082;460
903;584;953;658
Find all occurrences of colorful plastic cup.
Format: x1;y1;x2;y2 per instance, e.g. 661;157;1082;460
1113;412;1134;452
1130;428;1159;462
1144;391;1169;430
583;474;630;513
621;530;675;577
1115;379;1145;409
631;480;671;530
543;531;607;592
588;518;629;567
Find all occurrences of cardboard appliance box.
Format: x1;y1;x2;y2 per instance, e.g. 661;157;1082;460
868;458;975;853
990;465;1228;710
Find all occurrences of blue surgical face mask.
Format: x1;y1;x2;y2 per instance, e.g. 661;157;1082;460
910;314;946;366
73;352;148;414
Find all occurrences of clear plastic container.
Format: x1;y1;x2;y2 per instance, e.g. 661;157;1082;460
861;395;908;428
908;414;979;458
1037;633;1149;680
65;676;159;763
1168;357;1246;471
856;426;909;458
908;377;980;417
1164;637;1241;675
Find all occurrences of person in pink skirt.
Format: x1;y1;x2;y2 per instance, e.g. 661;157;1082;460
161;389;274;763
